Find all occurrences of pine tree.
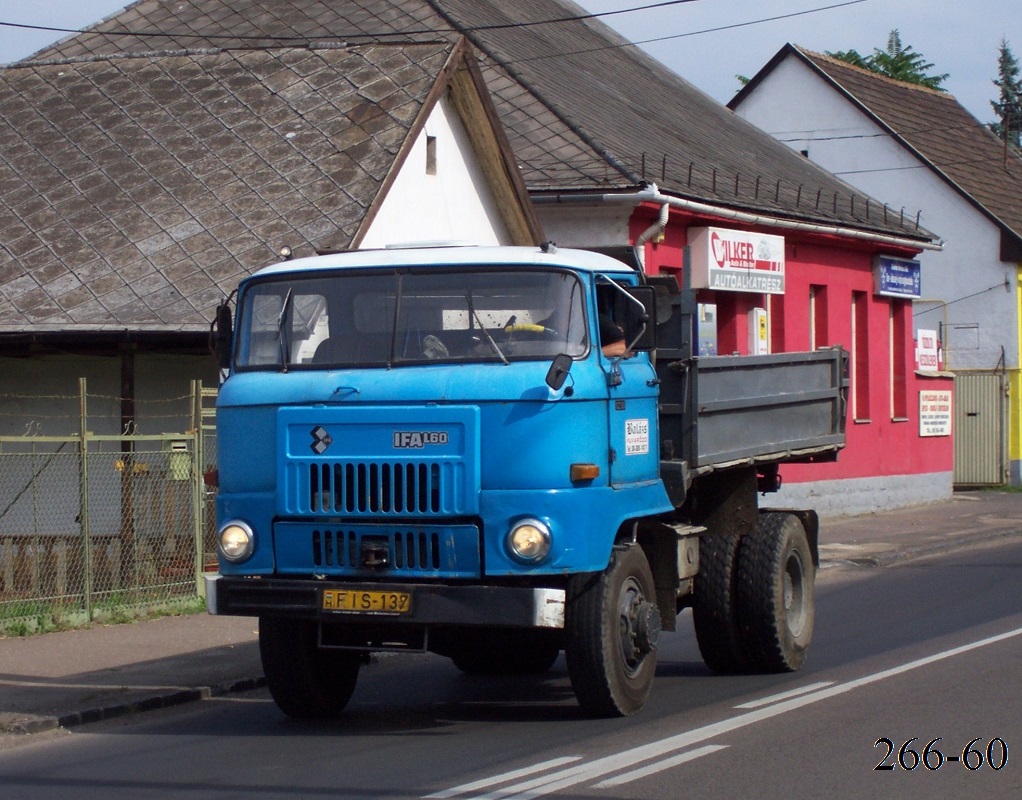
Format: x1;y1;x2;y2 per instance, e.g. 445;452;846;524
827;30;948;91
990;38;1022;149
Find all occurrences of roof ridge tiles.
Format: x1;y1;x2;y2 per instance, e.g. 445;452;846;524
795;45;958;101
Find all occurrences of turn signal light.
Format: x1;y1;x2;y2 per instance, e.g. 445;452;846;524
570;463;600;482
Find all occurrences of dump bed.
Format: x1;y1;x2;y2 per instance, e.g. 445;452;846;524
654;346;847;506
685;348;848;468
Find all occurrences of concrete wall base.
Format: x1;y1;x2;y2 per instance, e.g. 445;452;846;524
770;471;954;518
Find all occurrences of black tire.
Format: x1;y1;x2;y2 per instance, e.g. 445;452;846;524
259;617;361;718
564;545;660;717
736;513;815;673
692;533;747;674
450;630;561;675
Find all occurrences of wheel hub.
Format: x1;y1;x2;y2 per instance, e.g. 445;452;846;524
618;579;660;671
634;600;661;654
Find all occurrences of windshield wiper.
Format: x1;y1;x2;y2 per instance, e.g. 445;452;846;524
467;289;508;365
277;287;294;372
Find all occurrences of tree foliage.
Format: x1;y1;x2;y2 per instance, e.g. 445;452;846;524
827;30;948;91
990;38;1022;148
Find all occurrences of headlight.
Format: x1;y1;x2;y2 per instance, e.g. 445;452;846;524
507;518;552;563
218;520;254;563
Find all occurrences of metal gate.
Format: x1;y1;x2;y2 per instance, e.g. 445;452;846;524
953;372;1008;486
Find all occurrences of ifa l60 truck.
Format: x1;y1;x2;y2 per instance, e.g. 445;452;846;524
206;244;847;717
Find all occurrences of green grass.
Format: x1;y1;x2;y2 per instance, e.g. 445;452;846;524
0;595;206;637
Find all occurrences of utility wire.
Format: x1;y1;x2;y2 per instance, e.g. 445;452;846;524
913;281;1010;316
511;0;869;63
834;150;1022;176
0;0;704;42
776;120;985;144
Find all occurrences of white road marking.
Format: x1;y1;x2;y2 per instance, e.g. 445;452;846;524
593;745;729;788
426;625;1022;799
423;758;581;799
734;681;835;709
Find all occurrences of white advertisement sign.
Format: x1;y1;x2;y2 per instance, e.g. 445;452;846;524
919;390;952;437
689;227;786;295
916;329;939;370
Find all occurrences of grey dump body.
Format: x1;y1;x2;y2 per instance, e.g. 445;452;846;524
688;349;847;468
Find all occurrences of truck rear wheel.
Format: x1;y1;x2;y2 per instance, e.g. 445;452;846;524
692;533;747;674
259;617;361;718
564;545;659;717
736;512;815;672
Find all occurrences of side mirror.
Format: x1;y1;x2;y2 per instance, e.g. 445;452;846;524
614;285;657;352
212;302;234;369
545;353;573;391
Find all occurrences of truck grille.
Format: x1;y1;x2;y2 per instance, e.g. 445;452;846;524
308;461;449;515
313;528;440;569
274;521;481;578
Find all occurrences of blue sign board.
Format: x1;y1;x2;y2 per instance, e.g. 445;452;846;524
874;256;921;298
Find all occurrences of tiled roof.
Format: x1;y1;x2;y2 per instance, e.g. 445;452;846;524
0;43;453;332
28;0;936;242
780;46;1022;245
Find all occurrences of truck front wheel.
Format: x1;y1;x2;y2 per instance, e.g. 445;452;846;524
564;545;659;717
259;617;361;718
736;512;815;672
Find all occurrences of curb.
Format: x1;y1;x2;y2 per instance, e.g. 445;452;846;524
3;676;266;736
820;527;1021;570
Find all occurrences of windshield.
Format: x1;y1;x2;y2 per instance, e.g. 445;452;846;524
234;267;589;370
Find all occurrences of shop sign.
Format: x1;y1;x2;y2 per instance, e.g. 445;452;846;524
874;256;921;298
916;329;940;370
689;227;785;294
919;390;952;437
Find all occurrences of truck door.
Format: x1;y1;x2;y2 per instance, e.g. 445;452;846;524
597;284;661;486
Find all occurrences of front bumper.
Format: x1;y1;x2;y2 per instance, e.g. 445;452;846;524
205;575;565;629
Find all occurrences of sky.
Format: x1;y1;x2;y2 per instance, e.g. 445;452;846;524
0;0;1017;125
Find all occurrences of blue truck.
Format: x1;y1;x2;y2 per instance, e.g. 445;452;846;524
206;244;847;717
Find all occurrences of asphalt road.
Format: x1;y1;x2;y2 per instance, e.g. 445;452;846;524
1;538;1020;800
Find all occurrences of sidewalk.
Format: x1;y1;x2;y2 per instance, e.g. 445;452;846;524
2;491;1020;736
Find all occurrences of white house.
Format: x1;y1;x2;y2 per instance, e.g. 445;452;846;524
730;44;1022;485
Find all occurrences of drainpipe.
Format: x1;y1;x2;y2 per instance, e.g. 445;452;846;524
635;199;670;247
632;199;670;273
533;183;945;252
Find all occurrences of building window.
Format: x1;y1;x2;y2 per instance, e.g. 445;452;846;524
890;301;908;420
851;291;870;422
809;284;828;349
426;135;437;175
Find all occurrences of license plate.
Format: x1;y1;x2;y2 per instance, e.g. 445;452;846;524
322;589;412;615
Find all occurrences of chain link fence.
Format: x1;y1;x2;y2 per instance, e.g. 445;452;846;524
0;380;218;634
